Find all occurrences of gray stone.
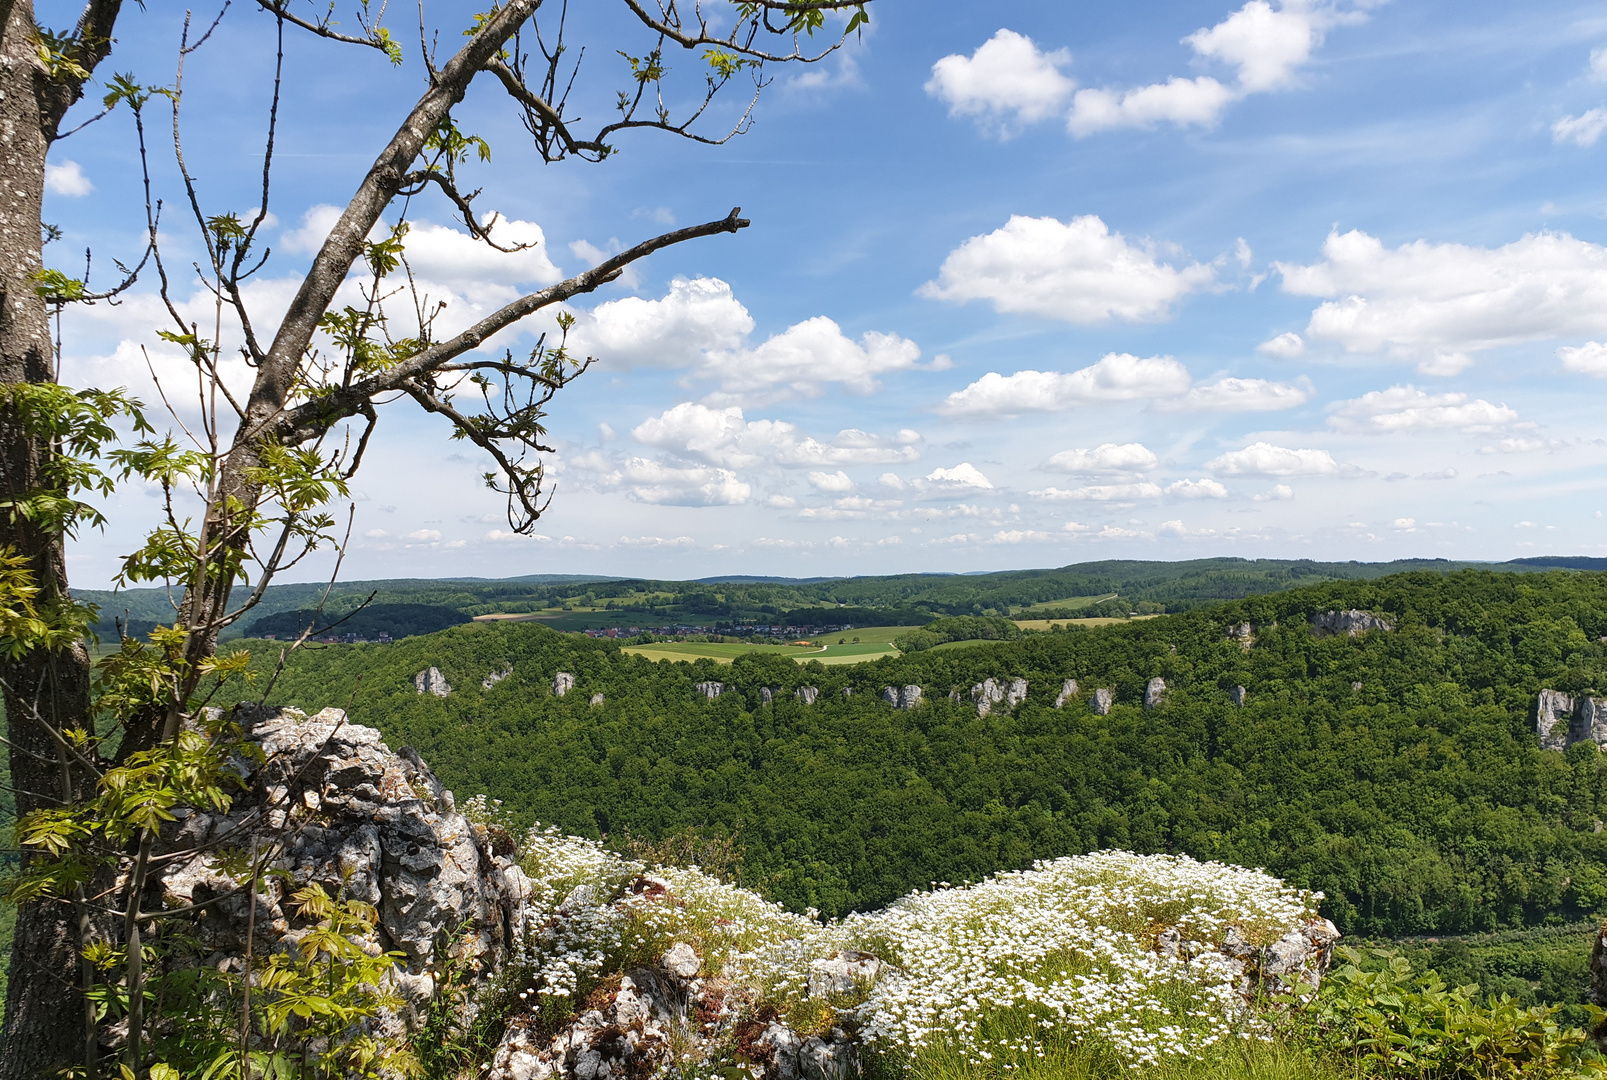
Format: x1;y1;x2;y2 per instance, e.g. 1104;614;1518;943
1577;696;1607;748
694;681;724;700
1144;677;1167;710
1006;677;1028;709
1537;689;1577;752
808;950;881;998
799;1033;859;1080
795;686;819;705
414;667;452;697
662;941;702;979
1311;609;1394;638
1230;685;1247;708
970;678;1004;716
588;693;604;707
1227;622;1254;649
1090;688;1114;715
883;684;923;709
552;672;576;698
482;666;513;690
1053;678;1079;709
761;687;776;706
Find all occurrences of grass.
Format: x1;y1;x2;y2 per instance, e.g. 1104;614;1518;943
1015;593;1119;613
623;640;901;665
876;1036;1359;1080
1014;615;1163;631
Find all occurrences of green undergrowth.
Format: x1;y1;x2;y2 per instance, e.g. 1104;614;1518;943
870;1035;1360;1080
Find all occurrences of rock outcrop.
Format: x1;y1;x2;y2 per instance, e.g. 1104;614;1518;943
970;678;1027;716
883;684;923;710
1053;679;1078;709
589;693;605;707
1534;689;1607;752
414;667;452;697
482;666;513;690
1311;610;1393;638
553;672;576;698
1230;685;1247;708
760;687;776;706
695;681;725;700
1144;677;1167;710
1090;688;1114;716
795;686;819;705
1227;622;1254;649
1211;918;1341;1000
158;705;529;1038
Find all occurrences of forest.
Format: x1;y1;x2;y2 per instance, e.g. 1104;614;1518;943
233;568;1607;944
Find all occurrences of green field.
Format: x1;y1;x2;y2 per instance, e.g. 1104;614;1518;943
1017;592;1118;612
623;639;901;665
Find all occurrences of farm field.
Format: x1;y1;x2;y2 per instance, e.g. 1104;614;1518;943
1016;592;1117;612
622;639;902;665
1014;615;1163;631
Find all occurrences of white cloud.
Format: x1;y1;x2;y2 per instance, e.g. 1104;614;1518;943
990;529;1055;544
1173;376;1312;411
1166;478;1230;498
940;353;1191;417
631;402;921;468
808;470;855;493
285;205;561;288
1328;385;1517;433
1043;442;1159;475
1207;441;1341;476
571;452;751;506
1029;482;1163;501
1554;108;1607;148
617;535;696;547
920;215;1215;324
765;494;798;508
925;29;1076;136
1257;331;1305;357
1393;517;1417;531
1252;484;1296;500
1069;77;1237;135
1277;228;1607;374
44;160;93;196
922;463;995;492
1067;0;1366;135
1591;45;1607;82
404;528;442;542
576;277;925;402
1559;341;1607;375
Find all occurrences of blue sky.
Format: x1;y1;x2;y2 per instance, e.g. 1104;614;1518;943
41;0;1607;585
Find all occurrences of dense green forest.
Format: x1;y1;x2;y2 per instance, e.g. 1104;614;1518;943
75;556;1558;642
236;568;1607;947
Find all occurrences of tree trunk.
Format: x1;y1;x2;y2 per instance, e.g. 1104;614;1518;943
0;2;98;1074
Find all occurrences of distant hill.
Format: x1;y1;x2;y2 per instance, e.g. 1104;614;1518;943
1509;556;1607;571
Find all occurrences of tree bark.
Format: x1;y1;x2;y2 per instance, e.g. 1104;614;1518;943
0;2;100;1074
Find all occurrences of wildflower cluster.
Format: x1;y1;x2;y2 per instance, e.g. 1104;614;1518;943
502;828;1325;1070
844;851;1324;1067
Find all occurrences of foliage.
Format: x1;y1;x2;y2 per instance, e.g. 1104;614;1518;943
894;616;1022;652
1291;945;1606;1078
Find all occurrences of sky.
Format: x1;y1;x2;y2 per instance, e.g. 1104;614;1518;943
37;0;1607;585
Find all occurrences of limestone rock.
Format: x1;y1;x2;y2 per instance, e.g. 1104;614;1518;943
808;950;881;998
482;666;513;690
883;684;923;709
1053;679;1079;709
1537;689;1577;752
1230;685;1247;708
1090;688;1114;715
1006;678;1028;709
552;672;576;698
1144;677;1167;710
589;693;605;707
1227;622;1254;649
414;667;452;697
662;941;702;979
157;705;529;1040
970;679;1004;716
760;687;776;706
1577;696;1607;748
1311;610;1394;638
695;681;725;700
841;687;853;698
795;686;819;705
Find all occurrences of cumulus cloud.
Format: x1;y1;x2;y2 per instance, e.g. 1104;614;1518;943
569;452;751;506
1166;478;1230;498
1327;386;1517;433
630;402;921;468
617;535;696;547
1559;341;1607;375
574;277;926;401
920;462;995;494
1067;0;1368;135
1042;442;1159;475
1171;376;1312;411
1276;228;1607;374
1029;482;1163;501
1254;483;1296;500
1206;441;1341;476
940;353;1191;417
44;160;93;196
1258;331;1305;357
940;354;1306;418
920;215;1215;324
1554;108;1607;148
1591;45;1607;82
808;470;855;492
925;29;1076;136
